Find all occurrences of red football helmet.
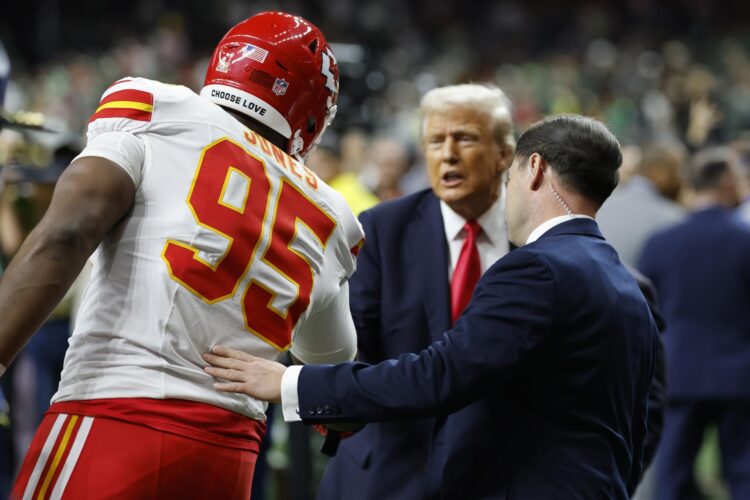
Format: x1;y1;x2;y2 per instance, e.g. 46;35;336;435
201;11;339;160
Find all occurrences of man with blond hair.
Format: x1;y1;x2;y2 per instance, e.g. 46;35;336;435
315;83;515;499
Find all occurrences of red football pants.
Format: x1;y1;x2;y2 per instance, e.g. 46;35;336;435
12;412;258;499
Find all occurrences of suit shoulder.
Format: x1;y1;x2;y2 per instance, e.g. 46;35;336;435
487;245;553;277
86;77;199;136
518;233;610;279
725;217;750;253
727;213;750;233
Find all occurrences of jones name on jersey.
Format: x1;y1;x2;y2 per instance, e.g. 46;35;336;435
53;77;363;421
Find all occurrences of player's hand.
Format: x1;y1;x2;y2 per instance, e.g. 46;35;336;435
203;345;286;403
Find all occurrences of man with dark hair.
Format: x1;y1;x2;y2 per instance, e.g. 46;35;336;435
639;147;750;500
510;114;621;204
205;114;660;499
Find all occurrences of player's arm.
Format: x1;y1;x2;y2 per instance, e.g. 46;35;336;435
287;279;362;453
289;280;357;365
0;157;135;368
287;191;363;366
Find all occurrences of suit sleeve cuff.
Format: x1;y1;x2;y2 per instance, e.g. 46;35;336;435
281;365;303;422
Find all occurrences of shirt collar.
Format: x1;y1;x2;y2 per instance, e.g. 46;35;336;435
526;214;594;244
440;186;506;242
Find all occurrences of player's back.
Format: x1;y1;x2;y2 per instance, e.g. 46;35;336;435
54;78;362;420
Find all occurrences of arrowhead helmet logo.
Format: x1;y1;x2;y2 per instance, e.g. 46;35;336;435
320;49;337;94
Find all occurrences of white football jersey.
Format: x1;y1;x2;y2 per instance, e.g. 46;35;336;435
52;78;363;420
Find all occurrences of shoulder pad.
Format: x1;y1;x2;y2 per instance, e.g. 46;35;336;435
88;77;156;127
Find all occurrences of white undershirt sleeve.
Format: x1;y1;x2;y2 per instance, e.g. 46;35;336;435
290;281;357;365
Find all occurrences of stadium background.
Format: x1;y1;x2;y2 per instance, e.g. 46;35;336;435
2;0;750;498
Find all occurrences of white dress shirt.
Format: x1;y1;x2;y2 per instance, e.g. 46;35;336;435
281;188;511;422
441;187;509;278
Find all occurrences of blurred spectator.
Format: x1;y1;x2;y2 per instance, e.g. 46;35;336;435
364;136;414;201
1;39;62;497
339;129;370;176
0;142;80;486
676;67;726;149
638;147;750;500
4;2;750;154
305;134;379;216
616;144;643;185
641;145;688;203
597;144;687;266
0;158;16;500
0;177;23;263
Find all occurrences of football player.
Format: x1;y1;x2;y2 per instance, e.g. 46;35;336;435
0;12;362;499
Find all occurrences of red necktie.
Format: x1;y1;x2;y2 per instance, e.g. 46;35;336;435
451;221;482;324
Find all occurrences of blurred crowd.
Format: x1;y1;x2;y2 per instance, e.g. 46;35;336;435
2;0;750;499
3;0;750;194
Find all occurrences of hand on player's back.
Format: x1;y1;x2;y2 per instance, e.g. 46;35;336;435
203;345;286;403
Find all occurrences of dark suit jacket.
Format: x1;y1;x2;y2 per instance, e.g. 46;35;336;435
318;190;452;499
627;266;666;468
638;206;750;399
301;218;660;499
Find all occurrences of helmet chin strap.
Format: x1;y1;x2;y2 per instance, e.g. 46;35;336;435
289;129;305;161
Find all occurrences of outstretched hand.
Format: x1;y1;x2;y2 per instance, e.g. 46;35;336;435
203;345;286;403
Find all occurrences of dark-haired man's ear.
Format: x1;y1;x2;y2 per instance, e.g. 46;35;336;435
528;153;546;191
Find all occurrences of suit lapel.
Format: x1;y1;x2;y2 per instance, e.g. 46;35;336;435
410;193;452;341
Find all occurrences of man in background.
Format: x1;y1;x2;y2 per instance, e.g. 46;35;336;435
367;135;416;201
639;147;750;500
316;83;514;499
597;144;686;266
306;132;379;216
